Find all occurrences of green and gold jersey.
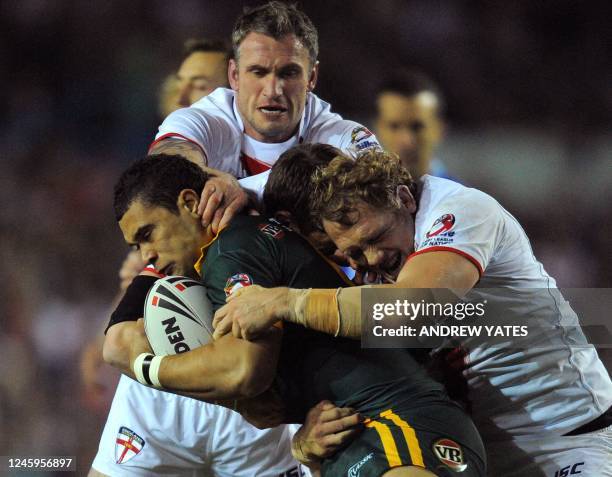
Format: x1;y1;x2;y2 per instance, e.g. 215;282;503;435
199;215;446;423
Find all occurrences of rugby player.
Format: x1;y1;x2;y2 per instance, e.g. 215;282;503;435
214;150;612;476
113;154;486;477
147;1;381;232
90;35;312;477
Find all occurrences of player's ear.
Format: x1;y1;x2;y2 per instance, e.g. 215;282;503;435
177;189;200;217
396;185;417;214
307;61;319;92
228;58;239;91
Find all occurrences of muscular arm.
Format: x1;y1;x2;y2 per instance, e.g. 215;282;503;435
155;328;282;400
214;251;480;340
149;137;208;169
107;319;282;394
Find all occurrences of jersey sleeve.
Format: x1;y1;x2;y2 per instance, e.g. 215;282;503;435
238;170;270;205
153;107;212;157
152;106;237;170
411;190;504;275
200;237;282;312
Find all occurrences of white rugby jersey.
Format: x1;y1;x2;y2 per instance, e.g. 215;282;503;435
410;175;612;437
153;87;379;179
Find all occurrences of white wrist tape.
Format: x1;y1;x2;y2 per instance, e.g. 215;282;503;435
133;353;165;388
149;355;165;388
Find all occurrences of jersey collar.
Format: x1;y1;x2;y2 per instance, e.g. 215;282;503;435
193;227;225;277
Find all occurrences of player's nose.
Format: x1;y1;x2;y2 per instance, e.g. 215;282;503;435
262;75;282;98
398;128;417;149
178;82;192;107
140;246;158;267
364;248;384;268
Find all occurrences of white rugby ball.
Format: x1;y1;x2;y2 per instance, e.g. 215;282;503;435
144;276;214;355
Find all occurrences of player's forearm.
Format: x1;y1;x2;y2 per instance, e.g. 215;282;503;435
149;137;207;169
286;287;364;339
103;321;138;375
287;286;447;339
158;333;280;399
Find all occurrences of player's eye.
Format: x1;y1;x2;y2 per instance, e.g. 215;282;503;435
279;68;300;79
410;121;425;133
192;80;210;90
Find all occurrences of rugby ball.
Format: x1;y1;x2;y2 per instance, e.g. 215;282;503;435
144;276;214;355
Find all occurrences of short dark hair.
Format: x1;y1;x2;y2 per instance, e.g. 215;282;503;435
378;69;445;114
264;143;340;232
182;37;233;62
113;154;208;221
232;1;318;65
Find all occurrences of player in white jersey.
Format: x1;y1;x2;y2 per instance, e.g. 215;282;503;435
214;149;612;476
146;3;379;234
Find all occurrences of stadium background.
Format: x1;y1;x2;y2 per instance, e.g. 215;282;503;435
0;0;610;473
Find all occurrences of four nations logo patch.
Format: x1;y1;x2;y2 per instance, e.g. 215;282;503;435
426;214;456;238
115;426;145;464
433;438;467;472
224;273;253;297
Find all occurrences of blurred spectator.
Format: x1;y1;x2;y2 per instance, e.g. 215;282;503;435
159;38;231;117
374;69;449;179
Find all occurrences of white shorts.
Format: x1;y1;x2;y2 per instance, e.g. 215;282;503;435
92;375;309;476
486;425;612;477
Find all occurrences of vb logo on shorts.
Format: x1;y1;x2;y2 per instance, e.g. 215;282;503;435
433;438;466;472
115;426;145;464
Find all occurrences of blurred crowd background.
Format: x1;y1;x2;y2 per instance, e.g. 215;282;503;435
0;0;610;473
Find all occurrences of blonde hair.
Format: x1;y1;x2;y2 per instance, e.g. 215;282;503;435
312;150;416;226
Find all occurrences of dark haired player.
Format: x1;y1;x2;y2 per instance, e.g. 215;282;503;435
112;154;486;477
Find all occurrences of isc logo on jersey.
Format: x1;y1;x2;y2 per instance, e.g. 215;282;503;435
144;276;215;355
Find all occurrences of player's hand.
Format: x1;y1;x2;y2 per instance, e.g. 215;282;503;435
128;319;153;373
119;250;145;292
291;400;363;469
212;286;289;340
198;171;249;233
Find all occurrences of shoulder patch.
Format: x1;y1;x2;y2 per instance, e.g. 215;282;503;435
426;214;455;238
421;214;456;247
348;126;379;154
224;273;253;297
